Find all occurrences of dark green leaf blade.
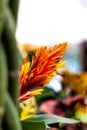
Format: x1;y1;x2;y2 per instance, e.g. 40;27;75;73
21;121;47;130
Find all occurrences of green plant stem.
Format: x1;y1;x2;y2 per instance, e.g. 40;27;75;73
3;92;22;130
0;42;8;130
0;0;8;38
9;0;20;25
2;8;20;107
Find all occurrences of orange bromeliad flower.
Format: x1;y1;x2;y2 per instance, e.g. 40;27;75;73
19;42;67;102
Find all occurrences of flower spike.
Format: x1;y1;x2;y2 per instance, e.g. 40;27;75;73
19;42;67;102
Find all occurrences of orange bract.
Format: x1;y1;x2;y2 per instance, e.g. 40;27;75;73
19;89;44;102
19;42;67;102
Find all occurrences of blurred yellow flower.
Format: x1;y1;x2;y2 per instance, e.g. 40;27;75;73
75;103;87;123
20;97;37;120
61;70;87;96
18;43;37;62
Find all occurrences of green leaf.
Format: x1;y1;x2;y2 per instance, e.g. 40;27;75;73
22;114;79;124
35;87;56;106
21;121;47;130
21;114;79;130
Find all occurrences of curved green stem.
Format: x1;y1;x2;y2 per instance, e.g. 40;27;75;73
0;41;8;130
2;8;20;107
0;0;8;38
9;0;20;25
3;93;22;130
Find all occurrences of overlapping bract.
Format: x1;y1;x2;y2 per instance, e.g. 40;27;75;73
19;42;67;102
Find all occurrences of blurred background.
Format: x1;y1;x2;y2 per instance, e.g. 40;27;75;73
16;0;87;46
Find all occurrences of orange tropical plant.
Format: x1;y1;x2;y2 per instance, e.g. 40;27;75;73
19;42;67;102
